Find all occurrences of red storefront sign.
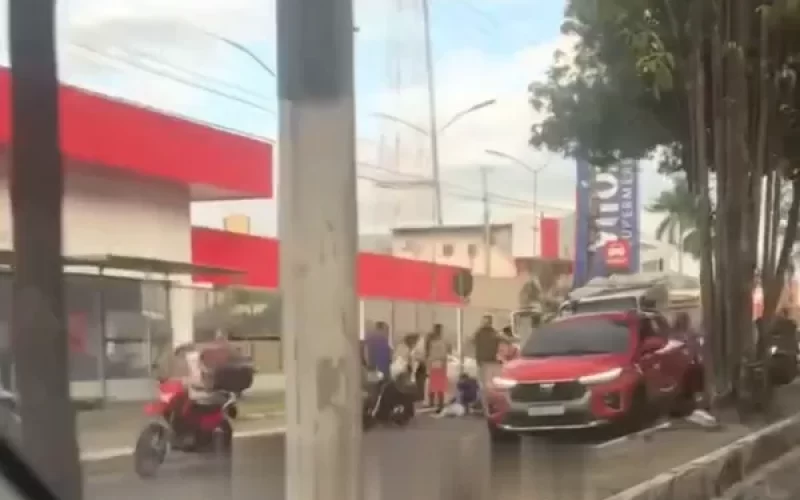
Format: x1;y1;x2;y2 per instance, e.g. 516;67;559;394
605;240;631;269
68;312;88;354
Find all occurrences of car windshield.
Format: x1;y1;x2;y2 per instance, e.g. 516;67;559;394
520;317;631;357
511;310;540;340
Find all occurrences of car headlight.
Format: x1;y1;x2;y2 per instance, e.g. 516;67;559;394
578;367;623;385
492;377;518;389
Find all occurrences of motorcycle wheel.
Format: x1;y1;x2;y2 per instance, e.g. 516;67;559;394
213;420;234;453
134;422;168;479
389;401;414;427
362;412;376;431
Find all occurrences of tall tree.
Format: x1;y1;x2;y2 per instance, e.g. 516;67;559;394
9;0;83;497
529;0;800;412
647;176;702;259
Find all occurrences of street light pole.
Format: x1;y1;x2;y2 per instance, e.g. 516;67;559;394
373;101;497;224
277;1;361;500
186;22;277;77
485;149;547;252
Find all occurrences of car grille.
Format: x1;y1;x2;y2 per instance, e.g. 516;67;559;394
509;381;586;403
502;413;593;429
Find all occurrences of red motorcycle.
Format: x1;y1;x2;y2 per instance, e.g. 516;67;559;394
133;378;237;478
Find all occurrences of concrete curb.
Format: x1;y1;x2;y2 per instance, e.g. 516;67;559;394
605;414;800;500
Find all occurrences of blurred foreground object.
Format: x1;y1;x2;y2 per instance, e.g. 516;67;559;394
8;0;82;497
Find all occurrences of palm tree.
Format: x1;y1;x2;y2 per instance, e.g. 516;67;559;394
9;1;82;498
647;176;702;259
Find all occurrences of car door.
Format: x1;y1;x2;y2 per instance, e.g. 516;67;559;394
650;314;683;394
635;316;668;400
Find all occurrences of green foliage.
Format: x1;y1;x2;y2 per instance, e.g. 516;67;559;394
647;175;702;258
529;0;690;170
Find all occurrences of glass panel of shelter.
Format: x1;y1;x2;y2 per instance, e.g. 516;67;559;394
193;286;283;374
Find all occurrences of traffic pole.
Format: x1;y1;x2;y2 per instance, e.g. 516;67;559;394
276;0;362;499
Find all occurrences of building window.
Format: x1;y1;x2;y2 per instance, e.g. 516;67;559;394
442;243;454;257
401;240;417;254
467;244;478;259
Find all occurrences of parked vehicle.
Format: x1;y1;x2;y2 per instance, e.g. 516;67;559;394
133;378;238;478
763;320;799;386
362;368;415;430
485;309;703;437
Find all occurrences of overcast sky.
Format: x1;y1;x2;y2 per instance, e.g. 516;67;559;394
0;0;672;238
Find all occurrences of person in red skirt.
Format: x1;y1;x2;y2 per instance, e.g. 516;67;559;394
425;325;450;413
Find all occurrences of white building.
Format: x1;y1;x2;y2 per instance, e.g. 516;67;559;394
391;224;518;278
0;69;273;399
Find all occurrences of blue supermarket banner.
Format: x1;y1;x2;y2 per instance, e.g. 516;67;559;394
573;159;640;288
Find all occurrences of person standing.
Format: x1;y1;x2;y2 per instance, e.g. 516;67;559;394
472;315;501;412
364;321;393;380
411;333;428;403
426;325;449;412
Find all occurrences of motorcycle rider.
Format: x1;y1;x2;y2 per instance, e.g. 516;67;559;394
167;342;227;442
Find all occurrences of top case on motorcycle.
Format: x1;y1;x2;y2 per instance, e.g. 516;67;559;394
196;343;255;393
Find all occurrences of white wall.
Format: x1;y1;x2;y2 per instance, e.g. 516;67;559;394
391;229;518;277
0;157;195;346
0;163;191;260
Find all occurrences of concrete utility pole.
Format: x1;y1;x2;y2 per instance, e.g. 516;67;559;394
480;166;492;277
276;0;362;499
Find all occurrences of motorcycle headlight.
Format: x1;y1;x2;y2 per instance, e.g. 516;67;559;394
578;367;623;385
492;377;518;389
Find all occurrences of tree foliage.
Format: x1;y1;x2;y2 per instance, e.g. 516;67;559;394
647;176;702;259
529;0;690;172
530;0;800;413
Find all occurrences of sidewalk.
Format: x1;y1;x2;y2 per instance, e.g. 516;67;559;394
78;393;285;454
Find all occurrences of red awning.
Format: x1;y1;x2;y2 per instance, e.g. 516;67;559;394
0;68;273;201
190;227;465;304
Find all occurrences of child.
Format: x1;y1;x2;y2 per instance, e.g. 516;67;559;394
436;373;480;417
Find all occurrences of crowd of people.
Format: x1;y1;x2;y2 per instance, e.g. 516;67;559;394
361;315;518;416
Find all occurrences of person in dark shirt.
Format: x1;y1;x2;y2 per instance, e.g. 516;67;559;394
456;373;479;409
471;315;500;412
364;322;392;380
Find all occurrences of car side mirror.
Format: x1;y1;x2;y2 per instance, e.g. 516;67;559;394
640;337;665;355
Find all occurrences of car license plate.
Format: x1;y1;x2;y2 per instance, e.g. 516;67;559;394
527;405;566;417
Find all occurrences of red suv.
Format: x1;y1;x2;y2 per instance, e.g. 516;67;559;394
486;310;703;434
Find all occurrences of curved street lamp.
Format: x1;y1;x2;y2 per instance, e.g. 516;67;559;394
373;98;497;137
372;98;497;225
485;148;549;235
185;22;276;77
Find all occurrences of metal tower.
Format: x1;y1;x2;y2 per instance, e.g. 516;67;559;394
378;0;437;227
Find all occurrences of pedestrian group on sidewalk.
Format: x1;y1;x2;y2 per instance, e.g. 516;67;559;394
361;314;518;418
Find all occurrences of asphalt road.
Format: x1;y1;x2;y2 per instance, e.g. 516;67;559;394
83;380;800;500
84;413;772;500
86;417;490;500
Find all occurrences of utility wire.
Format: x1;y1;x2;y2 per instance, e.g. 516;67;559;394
358;162;571;212
358;173;536;210
70;43;275;114
111;44;270;102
